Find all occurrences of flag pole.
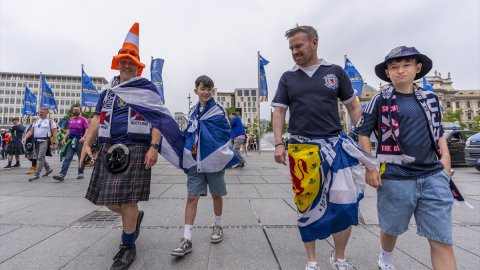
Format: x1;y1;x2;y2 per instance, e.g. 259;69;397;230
81;64;84;112
257;51;261;152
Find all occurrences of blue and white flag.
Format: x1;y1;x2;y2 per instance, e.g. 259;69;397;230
258;53;269;102
422;77;434;91
40;75;57;112
183;98;239;172
288;133;377;242
344;56;363;97
108;77;184;168
22;86;37;116
151;58;165;104
59;119;68;129
82;67;100;112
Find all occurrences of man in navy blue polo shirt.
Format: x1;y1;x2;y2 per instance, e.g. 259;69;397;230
272;25;368;270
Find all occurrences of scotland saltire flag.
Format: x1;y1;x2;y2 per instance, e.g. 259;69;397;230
59;119;68;129
344;56;363;97
183;98;239;172
422;77;434;91
40;75;57;112
22;87;37;116
81;67;100;112
151;58;165;104
258;52;269;102
109;77;184;168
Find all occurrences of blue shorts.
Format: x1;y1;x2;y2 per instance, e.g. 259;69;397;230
187;166;227;196
377;170;454;244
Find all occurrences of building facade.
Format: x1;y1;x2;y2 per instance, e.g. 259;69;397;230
0;72;107;126
339;72;480;130
213;87;259;129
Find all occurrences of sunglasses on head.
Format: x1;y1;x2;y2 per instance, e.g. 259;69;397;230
118;49;138;57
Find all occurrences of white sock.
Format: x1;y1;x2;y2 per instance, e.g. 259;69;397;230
183;225;192;240
306;261;318;266
379;248;393;265
214;215;222;225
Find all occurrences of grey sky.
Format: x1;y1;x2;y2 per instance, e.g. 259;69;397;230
1;0;479;120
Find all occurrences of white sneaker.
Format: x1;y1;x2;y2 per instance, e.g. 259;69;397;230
377;257;395;270
305;263;320;270
329;250;353;270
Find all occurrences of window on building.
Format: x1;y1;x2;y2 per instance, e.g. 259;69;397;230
252;108;256;112
0;82;4;86
66;92;71;97
251;90;256;96
241;97;244;102
12;83;16;87
469;123;473;129
0;98;3;103
455;102;460;108
446;102;451;108
237;90;242;96
467;101;470;108
60;100;65;105
16;99;21;104
76;93;80;97
252;97;256;102
467;113;472;120
61;92;65;97
34;83;38;88
15;108;20;113
244;90;249;96
0;90;3;94
6;82;11;87
9;108;14;113
237;102;240;107
244;102;246;107
248;102;251;107
5;90;10;95
10;98;14;103
0;108;2;113
60;109;65;114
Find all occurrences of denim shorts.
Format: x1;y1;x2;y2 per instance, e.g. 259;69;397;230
187;166;227;196
377;170;454;244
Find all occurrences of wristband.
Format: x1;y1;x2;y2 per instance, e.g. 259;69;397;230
274;143;284;148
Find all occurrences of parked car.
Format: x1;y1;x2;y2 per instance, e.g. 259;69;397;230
444;130;477;166
465;132;480;172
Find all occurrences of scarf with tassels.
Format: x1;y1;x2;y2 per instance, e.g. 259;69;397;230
377;84;442;164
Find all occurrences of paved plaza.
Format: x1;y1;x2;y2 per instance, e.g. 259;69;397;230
0;152;479;270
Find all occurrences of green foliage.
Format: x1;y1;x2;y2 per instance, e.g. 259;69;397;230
443;108;466;129
225;106;237;116
472;115;480;131
61;104;94;124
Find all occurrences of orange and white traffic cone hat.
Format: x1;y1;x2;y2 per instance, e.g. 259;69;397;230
111;22;145;76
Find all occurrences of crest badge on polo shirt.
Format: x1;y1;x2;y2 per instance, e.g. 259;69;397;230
323;74;338;90
117;98;126;108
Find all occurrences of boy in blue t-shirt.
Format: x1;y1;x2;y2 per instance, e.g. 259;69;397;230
357;46;457;270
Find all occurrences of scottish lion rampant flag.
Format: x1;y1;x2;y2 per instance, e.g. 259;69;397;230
258;52;269;102
81;67;100;112
40;75;57;112
344;56;363;97
22;86;37;116
288;134;377;242
151;58;165;104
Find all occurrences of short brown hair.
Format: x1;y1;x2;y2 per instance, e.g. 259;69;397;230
285;25;318;40
195;75;214;88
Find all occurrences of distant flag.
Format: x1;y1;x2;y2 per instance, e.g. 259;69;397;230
81;66;100;112
258;52;269;102
40;74;58;112
344;56;363;97
59;119;68;129
422;77;434;91
22;86;37;116
151;58;165;104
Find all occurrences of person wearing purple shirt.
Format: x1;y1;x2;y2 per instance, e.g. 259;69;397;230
53;105;89;181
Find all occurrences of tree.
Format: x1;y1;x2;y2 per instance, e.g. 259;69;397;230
472;115;480;131
61;104;94;125
225;106;237;116
443;108;466;129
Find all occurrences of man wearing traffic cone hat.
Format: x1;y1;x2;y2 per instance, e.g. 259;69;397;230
81;22;161;270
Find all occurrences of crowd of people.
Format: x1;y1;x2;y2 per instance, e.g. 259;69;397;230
0;23;458;270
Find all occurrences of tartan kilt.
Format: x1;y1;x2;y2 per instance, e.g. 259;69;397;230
6;141;25;155
85;144;151;205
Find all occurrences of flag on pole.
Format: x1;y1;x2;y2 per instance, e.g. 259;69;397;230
344;56;363;97
258;53;269;102
151;58;165;104
40;74;58;112
81;67;100;112
22;86;37;116
422;77;434;91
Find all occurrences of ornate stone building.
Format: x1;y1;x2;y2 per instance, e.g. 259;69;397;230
339;72;480;130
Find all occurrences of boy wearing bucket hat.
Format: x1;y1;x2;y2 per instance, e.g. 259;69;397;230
80;22;160;270
356;46;457;270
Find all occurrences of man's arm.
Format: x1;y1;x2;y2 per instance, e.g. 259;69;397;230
358;134;381;188
438;136;452;174
344;98;362;126
80;115;100;167
273;107;287;165
144;127;161;169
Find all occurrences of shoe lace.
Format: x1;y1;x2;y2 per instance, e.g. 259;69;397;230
113;246;128;262
176;238;190;250
212;224;222;236
305;264;320;270
332;259;353;270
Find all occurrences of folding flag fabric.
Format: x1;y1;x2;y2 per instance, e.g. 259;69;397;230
344;56;363;97
22;86;37;116
40;75;57;112
422;77;435;91
82;67;100;112
258;53;269;102
151;58;165;104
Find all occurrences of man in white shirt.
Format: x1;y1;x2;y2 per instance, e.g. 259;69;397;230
23;108;58;181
